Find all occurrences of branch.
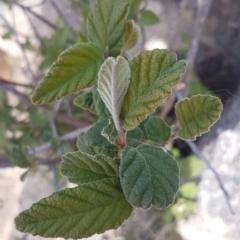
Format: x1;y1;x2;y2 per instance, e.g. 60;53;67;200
23;8;42;41
29;125;92;155
160;94;176;120
0;10;37;85
12;9;37;85
0;157;14;168
173;0;235;215
171;0;235;214
0;77;34;88
0;81;32;104
20;0;47;9
0;156;61;168
186;141;235;215
50;0;77;36
161;0;205;118
14;1;56;30
0;126;91;167
0;76;90;128
175;0;201;99
0;126;91;168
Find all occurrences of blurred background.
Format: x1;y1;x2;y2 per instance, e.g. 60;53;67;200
0;0;239;239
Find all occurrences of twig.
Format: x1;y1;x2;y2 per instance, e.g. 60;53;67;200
160;94;176;119
0;157;14;168
23;9;42;41
0;81;32;104
55;113;90;128
21;233;28;240
21;0;47;9
50;0;77;36
49;100;62;138
135;210;156;240
174;0;234;215
0;156;61;168
29;125;92;155
186;141;235;215
0;77;34;88
14;1;56;30
0;80;88;128
11;9;37;86
160;0;204;118
175;0;201;99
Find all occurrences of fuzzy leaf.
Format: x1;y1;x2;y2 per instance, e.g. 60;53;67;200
74;91;97;114
179;182;198;200
121;49;186;130
101;119;143;147
98;56;130;130
93;85;111;117
123;20;141;51
101;119;118;145
84;120;118;150
77;132;118;158
130;0;142;12
20;170;29;182
138;118;149;139
15;179;133;239
11;146;33;168
177;155;203;178
144;117;171;144
139;10;160;26
120;145;179;209
175;95;223;140
88;0;130;57
32;43;103;104
60;151;119;185
126;127;143;147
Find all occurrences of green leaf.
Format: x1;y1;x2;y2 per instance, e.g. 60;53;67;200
175;95;223;140
20;170;29;182
61;150;119;185
15;179;133;239
144;117;171;144
170;198;196;221
139;10;160;26
177;155;203;178
79;32;88;43
79;0;90;23
126;127;143;147
11;146;33;168
50;137;60;150
130;0;142;13
39;57;54;71
121;49;186;130
84;120;118;150
179;182;198;200
123;20;141;51
93;85;111;117
77;132;118;158
101;118;118;145
101;119;143;147
138;118;149;139
98;56;130;131
2;32;12;39
120;145;179;209
32;43;103;104
41;130;52;142
74;91;97;114
87;0;130;57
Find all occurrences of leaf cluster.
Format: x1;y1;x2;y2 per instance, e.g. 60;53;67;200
14;0;223;239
